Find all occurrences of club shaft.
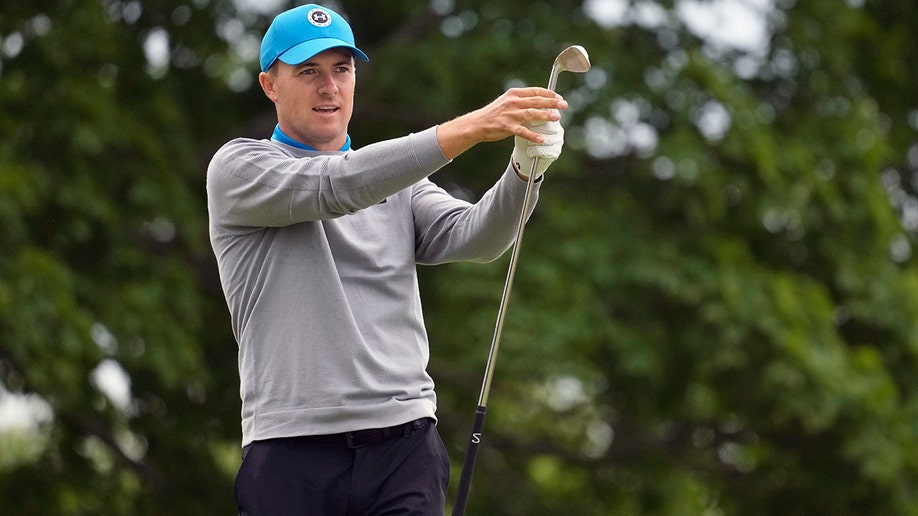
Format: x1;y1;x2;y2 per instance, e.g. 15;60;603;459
452;64;564;516
477;62;562;407
547;63;561;91
476;168;538;405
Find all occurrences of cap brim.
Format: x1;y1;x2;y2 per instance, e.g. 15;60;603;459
278;38;370;66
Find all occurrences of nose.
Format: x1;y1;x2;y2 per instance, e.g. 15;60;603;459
318;72;338;96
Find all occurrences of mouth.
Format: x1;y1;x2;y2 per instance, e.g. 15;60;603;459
313;106;339;114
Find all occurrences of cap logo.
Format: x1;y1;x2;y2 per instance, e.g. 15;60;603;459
308;8;331;27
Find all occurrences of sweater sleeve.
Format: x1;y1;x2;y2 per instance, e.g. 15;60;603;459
412;164;541;265
207;127;450;229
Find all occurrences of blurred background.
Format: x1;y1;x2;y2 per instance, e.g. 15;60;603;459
2;0;918;514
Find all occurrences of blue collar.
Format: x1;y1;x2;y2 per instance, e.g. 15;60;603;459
271;124;351;151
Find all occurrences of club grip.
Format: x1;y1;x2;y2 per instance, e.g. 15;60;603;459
452;405;487;516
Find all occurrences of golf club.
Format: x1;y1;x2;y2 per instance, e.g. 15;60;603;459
452;45;591;516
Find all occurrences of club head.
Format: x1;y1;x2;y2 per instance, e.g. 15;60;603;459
547;45;591;90
555;45;591;74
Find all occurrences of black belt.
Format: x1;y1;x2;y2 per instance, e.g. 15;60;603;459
297;418;430;449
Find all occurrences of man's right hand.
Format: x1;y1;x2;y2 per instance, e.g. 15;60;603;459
436;88;568;160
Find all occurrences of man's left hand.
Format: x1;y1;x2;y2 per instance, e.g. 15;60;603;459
512;114;564;180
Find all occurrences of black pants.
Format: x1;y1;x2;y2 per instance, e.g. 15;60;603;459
235;419;449;515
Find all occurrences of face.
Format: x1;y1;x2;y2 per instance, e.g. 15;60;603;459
259;48;356;151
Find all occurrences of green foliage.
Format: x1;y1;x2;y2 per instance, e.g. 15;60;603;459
2;0;918;514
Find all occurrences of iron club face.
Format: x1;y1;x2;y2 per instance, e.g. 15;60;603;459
556;45;591;74
547;45;591;91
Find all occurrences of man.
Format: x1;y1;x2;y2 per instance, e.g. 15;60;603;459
207;4;566;515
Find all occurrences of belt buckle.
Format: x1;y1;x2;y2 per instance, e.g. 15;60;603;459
346;429;383;449
345;431;366;449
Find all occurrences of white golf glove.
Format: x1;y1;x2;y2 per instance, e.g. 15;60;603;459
512;114;564;180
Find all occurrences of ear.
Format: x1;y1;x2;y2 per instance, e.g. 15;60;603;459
259;71;278;103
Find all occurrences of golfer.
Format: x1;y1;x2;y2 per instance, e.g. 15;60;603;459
207;4;566;515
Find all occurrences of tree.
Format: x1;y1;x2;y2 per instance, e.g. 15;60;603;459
1;0;917;514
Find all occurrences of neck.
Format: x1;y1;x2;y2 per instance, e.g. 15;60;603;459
271;125;351;151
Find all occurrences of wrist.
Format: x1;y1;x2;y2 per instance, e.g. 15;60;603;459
510;158;544;183
512;159;529;181
436;115;478;160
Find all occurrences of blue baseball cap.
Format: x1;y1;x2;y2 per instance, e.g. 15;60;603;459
259;4;369;72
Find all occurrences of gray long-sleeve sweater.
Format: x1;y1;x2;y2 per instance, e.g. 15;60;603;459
207;126;539;446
